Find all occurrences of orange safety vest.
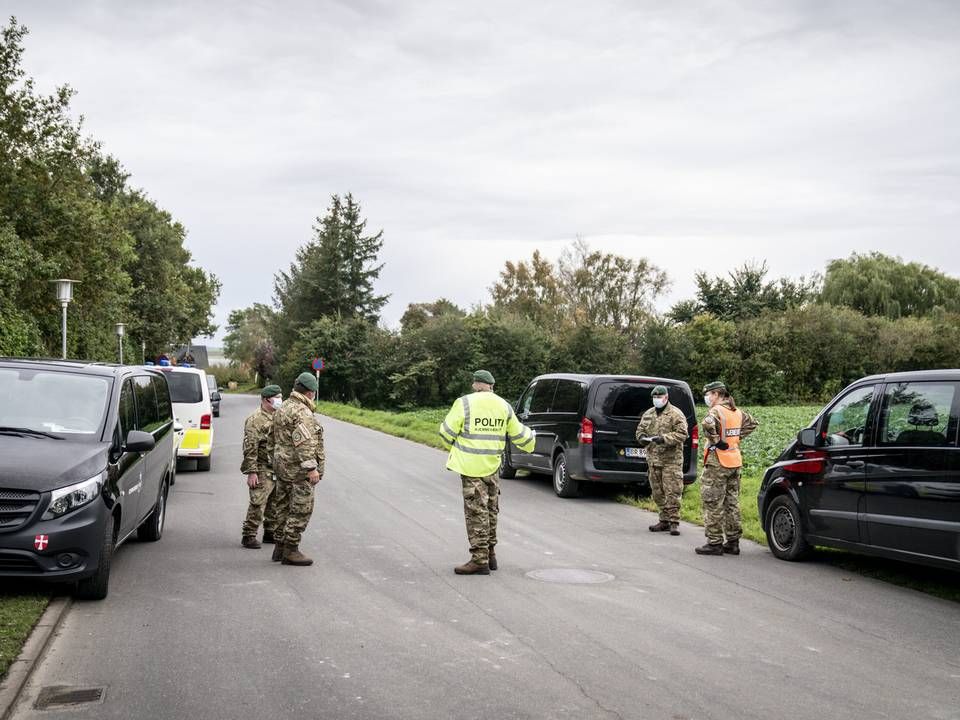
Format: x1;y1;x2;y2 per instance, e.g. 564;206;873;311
703;405;743;468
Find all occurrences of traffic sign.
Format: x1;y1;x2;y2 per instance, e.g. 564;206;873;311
312;357;325;371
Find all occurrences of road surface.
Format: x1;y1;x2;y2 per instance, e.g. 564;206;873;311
10;394;960;719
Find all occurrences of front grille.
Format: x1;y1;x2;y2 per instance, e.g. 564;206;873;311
0;552;41;572
0;488;41;531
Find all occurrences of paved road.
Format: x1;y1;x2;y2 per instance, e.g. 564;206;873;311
11;394;960;720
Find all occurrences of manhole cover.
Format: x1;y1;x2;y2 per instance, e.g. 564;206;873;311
525;568;615;584
35;686;106;709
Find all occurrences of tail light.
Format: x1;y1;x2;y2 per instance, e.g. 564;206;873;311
782;450;827;475
691;423;699;449
200;414;211;430
577;417;594;444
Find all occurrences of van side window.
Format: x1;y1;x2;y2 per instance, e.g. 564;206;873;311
552;381;583;414
134;376;162;434
878;382;957;448
821;385;875;446
118;380;136;439
154;375;173;423
528;380;558;414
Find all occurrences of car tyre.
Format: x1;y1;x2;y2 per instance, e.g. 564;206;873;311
138;478;168;542
75;512;115;601
197;455;212;472
765;494;811;561
499;450;517;479
552;452;579;498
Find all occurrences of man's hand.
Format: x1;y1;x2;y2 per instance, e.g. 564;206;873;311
246;473;260;488
307;469;321;485
652;435;665;444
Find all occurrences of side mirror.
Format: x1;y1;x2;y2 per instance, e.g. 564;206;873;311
212;391;221;401
125;430;155;453
797;428;819;448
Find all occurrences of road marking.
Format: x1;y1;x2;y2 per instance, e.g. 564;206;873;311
805;647;822;653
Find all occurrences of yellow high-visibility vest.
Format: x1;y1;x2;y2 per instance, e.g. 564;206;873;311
439;391;536;477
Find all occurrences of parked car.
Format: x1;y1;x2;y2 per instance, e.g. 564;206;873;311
0;358;174;599
758;369;960;571
502;373;699;497
206;375;221;417
156;366;214;471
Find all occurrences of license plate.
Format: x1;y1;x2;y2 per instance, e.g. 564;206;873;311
624;447;646;459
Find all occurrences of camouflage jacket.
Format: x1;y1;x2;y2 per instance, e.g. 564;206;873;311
240;405;275;476
635;403;688;467
701;399;759;467
272;391;325;481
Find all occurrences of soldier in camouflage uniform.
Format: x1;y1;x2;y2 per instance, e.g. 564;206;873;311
635;385;689;536
271;372;325;566
240;384;283;548
696;381;758;556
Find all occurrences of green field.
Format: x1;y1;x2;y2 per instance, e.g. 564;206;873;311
0;593;48;680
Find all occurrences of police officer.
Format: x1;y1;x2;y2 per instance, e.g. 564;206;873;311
271;372;324;566
635;385;688;536
696;381;758;556
240;384;282;548
439;370;535;575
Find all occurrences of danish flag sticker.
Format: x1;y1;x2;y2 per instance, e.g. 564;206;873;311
34;535;49;551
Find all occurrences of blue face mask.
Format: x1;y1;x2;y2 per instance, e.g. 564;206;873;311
270;397;282;409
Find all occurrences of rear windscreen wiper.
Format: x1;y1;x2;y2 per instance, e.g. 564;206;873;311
0;426;64;439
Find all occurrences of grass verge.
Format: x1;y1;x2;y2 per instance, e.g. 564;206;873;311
316;402;447;450
0;594;49;680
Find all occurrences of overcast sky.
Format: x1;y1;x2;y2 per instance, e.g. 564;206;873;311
10;0;960;340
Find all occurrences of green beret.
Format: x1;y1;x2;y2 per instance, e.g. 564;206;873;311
260;384;281;398
651;385;668;396
296;371;319;392
703;381;727;394
473;369;495;385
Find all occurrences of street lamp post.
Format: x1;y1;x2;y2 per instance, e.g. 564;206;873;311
51;279;78;360
115;323;126;364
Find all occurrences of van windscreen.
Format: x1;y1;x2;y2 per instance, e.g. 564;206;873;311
164;373;203;403
0;368;110;438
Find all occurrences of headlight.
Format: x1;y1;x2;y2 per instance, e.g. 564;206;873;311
42;473;103;519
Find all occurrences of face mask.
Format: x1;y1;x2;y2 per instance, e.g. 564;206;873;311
703;394;712;407
653;397;667;409
270;397;282;410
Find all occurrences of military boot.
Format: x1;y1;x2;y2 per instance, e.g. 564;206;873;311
488;547;498;571
282;545;314;566
722;539;741;555
261;529;276;544
648;520;671;532
695;543;724;555
271;543;285;562
454;560;490;575
241;536;261;549
669;523;680;536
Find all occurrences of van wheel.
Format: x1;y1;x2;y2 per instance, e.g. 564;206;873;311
553;453;579;498
197;456;212;472
765;495;811;561
76;512;115;601
138;479;168;542
499;451;517;479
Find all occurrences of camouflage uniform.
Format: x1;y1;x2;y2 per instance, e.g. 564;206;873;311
700;400;758;545
271;391;325;547
240;406;279;538
635;403;688;524
461;473;500;565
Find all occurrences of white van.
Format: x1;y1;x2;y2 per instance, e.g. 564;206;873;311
156;366;214;471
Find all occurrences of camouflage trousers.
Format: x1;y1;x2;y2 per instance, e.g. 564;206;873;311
699;463;742;545
272;477;316;547
461;473;499;565
241;473;281;538
648;462;683;523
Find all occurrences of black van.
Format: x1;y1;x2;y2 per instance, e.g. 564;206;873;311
0;359;174;599
758;369;960;571
502;374;699;497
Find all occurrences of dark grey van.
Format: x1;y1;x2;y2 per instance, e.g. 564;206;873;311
0;359;174;599
502;374;699;497
758;369;960;571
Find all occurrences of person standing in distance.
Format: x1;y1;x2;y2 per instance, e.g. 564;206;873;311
439;370;535;575
695;381;758;556
635;385;689;536
271;372;324;566
240;384;283;548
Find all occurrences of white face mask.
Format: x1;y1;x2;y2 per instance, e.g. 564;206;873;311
653;397;667;409
703;394;712;407
270;397;282;410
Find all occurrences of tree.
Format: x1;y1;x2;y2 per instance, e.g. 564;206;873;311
224;303;277;381
821;252;960;318
399;298;465;333
686;261;818;322
490;250;563;326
